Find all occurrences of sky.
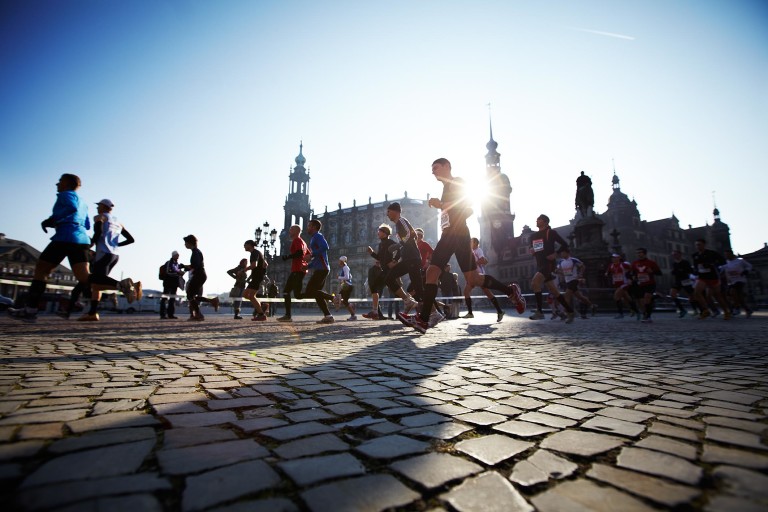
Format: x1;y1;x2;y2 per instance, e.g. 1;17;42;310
1;0;766;294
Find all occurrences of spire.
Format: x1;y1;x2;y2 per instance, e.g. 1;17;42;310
712;190;720;221
485;103;500;171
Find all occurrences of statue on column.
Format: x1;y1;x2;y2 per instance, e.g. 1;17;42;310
575;171;594;218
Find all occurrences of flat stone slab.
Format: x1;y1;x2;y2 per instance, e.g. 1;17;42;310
274;433;350;459
581;416;646;438
260;421;335;441
402;422;473;440
617;447;702;485
48;427;157;453
540;429;625;457
183;459;281;511
157;439;269;475
588;463;700;506
279;452;366;485
635;435;698;460
300;474;419;512
453;411;508;426
391;452;483;489
705;426;768;451
701;444;768;469
455;434;534;465
441;471;534;512
164;411;238;428
354;434;429;459
596;406;655;423
66;411;160;433
531;479;658;512
509;449;577;486
493;420;557;437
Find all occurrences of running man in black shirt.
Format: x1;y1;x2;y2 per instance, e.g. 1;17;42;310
243;240;268;321
528;214;575;322
692;239;730;320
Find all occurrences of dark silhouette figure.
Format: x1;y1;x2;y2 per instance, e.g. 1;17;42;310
575;171;594;217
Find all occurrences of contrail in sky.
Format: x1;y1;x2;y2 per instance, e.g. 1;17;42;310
569;27;636;40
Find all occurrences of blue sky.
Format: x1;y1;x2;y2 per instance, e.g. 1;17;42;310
2;0;766;294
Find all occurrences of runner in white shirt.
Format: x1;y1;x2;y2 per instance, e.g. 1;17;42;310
462;237;506;322
721;249;753;317
556;247;596;318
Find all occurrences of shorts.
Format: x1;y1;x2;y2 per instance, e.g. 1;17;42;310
671;283;694;295
728;281;746;292
634;284;656;298
698;278;720;288
92;253;119;277
565;280;579;292
535;260;557;282
370;270;389;295
247;272;265;290
39;241;90;267
340;283;353;305
431;226;476;273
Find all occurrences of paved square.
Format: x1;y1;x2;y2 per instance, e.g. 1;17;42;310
1;311;767;510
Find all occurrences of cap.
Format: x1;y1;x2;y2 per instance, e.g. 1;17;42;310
339;256;348;263
96;199;115;208
387;202;401;213
172;250;179;257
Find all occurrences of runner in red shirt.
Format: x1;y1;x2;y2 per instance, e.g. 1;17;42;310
605;253;636;319
276;224;310;322
630;248;662;323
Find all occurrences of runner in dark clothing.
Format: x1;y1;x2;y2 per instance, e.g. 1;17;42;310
305;219;335;323
692;239;730;320
528;214;575;322
227;258;248;319
670;250;696;317
243;240;268;321
183;234;219;321
383;202;421;313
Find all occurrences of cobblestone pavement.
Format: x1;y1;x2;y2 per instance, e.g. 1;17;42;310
0;310;766;511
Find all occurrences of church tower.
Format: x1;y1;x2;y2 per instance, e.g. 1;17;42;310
280;142;313;255
478;114;515;270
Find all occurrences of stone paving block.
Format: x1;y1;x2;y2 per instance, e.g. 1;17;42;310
49;426;156;453
701;444;768;469
15;473;172;511
607;388;650;400
260;421;335;441
148;392;208;405
17;422;65;440
647;421;699;441
279;452;367;485
182;459;281;511
274;433;350;459
596;406;654;423
520;389;561;400
699;399;753;412
163;427;238;449
208;498;299;512
712;465;768;500
704;495;766;512
98;387;156;400
656;415;704;430
157;438;269;475
206;396;274;409
705;425;768;450
571;390;614;402
581;415;646;438
694;405;762;420
551;397;605;411
635;404;697;418
697;390;761;405
367;420;405;435
324;402;365;415
152;402;207;414
538;403;592;421
399;412;450;427
231;417;288;432
531;478;658;512
66;411;160;433
587;463;700;506
517;411;577;429
455;434;534;465
22;439;155;488
440;471;534;512
484;403;523;417
498;396;545;410
454;411;508;426
403;421;473;440
493;420;557;437
703;415;768;433
540;429;625;457
454;396;497;410
0;440;46;461
0;409;89;426
392;452;483;489
634;435;698;460
617;447;702;485
164;411;238;428
300;474;419;512
355;434;429;459
285;408;336;422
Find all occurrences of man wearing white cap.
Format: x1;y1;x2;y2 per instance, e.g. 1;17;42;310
78;198;142;321
160;250;184;319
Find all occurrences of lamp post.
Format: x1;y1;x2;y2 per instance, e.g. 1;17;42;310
254;221;278;261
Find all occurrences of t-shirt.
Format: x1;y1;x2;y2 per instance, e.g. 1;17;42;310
692;250;725;280
607;261;630;286
530;228;568;265
439;178;472;231
394;217;421;262
631;258;661;286
249;249;266;279
558;257;583;283
289;237;309;273
417;239;433;270
50;190;91;245
721;258;752;285
309;232;330;271
95;213;123;258
473;247;487;275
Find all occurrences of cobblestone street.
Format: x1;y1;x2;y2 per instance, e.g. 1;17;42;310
0;311;766;511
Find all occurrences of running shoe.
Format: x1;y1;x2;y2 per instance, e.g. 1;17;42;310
397;312;415;326
188;314;204;321
497;310;505;322
407;315;429;334
8;307;38;322
403;298;418;314
119;278;136;303
234;315;244;320
641;316;653;323
362;311;379;319
347;315;357;321
211;297;220;312
565;312;575;324
698;310;711;320
317;315;335;324
678;309;687;318
277;315;293;322
428;310;445;327
77;313;100;322
529;311;545;320
461;313;474;319
252;314;267;321
508;283;526;314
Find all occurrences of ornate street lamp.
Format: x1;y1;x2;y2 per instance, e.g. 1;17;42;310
254;221;278;260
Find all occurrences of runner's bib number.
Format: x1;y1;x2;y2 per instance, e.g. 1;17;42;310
440;212;450;230
681;279;692;286
637;274;650;284
532;240;544;252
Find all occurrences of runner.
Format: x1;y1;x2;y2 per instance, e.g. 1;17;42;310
722;249;753;318
462;237;506;322
527;214;575;323
243;240;268;321
630;247;662;323
669;249;696;318
605;253;635;319
160;250;184;319
362;261;386;319
692;239;730;320
276;224;309;322
556;247;596;319
77;199;142;321
10;174;92;322
383;202;422;313
366;224;397;319
406;158;523;333
336;256;357;320
181;235;219;321
227;258;248;320
304;219;335;323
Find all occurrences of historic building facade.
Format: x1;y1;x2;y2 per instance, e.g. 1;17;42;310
272;144;438;297
0;233;76;300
